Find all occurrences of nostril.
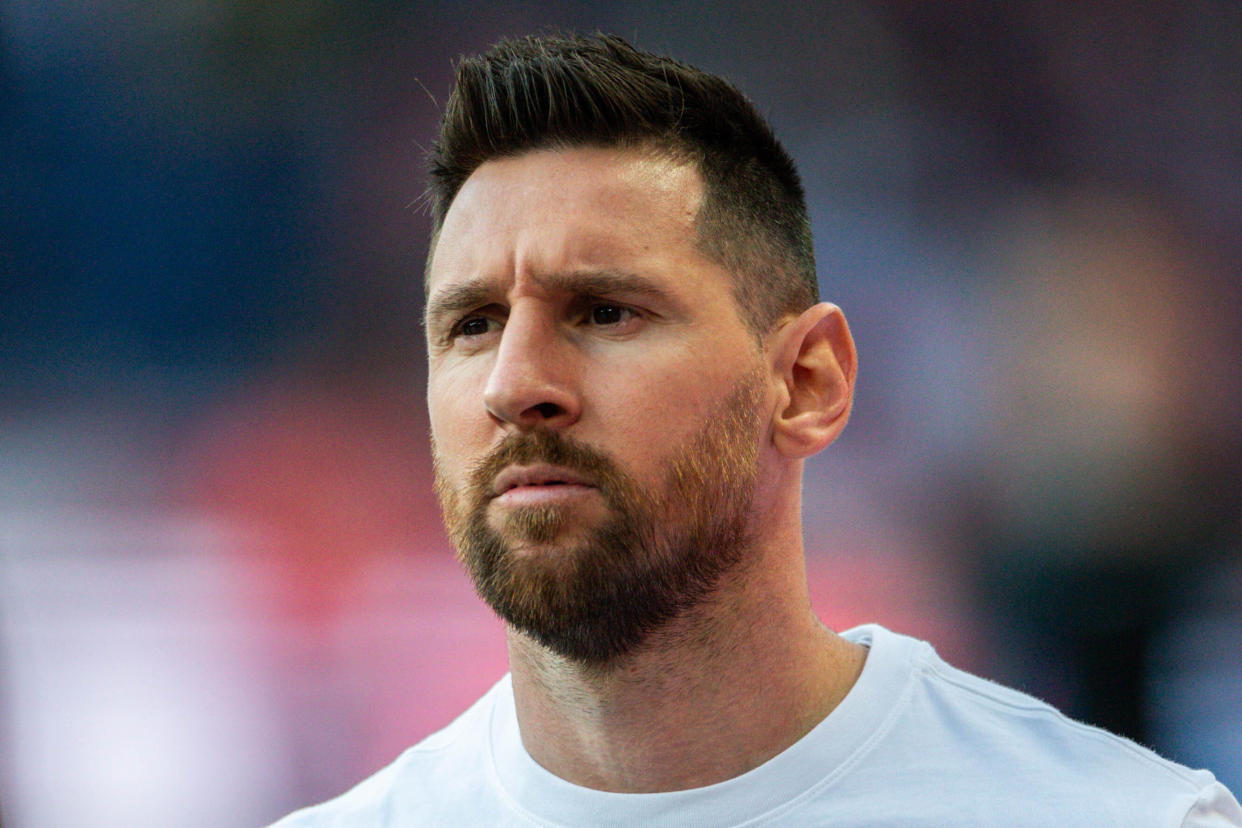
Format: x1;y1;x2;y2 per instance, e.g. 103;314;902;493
532;402;565;420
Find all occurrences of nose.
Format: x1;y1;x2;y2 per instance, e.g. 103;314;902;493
483;305;581;430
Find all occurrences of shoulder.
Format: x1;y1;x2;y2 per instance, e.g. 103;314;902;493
839;625;1240;827
267;676;511;828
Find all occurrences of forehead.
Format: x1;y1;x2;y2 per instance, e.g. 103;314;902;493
427;146;710;295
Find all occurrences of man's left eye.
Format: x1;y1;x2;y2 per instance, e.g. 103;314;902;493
589;304;631;325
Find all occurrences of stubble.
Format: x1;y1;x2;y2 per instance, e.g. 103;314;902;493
434;369;766;666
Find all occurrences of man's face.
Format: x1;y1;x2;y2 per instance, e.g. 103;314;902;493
425;146;770;664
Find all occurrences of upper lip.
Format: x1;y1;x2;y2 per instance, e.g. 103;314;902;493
492;464;595;496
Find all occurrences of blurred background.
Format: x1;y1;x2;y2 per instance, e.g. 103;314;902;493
2;2;1240;825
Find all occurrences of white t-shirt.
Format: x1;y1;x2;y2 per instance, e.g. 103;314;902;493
272;625;1241;826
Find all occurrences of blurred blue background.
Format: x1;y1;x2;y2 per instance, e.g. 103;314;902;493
2;2;1240;825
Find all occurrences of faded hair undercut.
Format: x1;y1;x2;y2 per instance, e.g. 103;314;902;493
426;32;819;333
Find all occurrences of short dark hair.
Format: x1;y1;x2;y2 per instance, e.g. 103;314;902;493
426;32;818;333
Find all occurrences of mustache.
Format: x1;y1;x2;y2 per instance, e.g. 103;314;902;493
466;430;630;504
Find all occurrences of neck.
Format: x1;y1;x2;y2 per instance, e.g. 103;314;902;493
506;513;866;793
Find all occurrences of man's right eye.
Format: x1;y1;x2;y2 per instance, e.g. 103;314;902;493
455;316;496;338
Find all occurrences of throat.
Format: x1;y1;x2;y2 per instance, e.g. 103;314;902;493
508;604;864;793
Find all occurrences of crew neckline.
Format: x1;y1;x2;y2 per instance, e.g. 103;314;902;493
486;624;921;827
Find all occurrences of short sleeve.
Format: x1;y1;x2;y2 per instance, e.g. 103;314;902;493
1180;781;1242;828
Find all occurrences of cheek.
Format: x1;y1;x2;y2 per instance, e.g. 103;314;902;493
427;370;489;488
586;363;730;461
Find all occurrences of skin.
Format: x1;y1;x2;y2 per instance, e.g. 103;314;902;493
426;145;864;793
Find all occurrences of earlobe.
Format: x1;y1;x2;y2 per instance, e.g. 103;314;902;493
769;303;857;459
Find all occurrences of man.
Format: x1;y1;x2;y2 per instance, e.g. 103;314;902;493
274;33;1239;826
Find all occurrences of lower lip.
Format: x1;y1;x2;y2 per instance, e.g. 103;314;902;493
493;483;597;507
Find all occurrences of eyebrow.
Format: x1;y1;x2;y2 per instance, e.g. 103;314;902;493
424;269;675;327
424;281;497;329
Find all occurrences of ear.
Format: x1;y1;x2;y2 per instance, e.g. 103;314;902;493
768;303;857;459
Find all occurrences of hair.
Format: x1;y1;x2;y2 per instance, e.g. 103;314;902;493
425;33;819;334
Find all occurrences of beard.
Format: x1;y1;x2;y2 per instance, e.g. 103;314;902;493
434;369;765;666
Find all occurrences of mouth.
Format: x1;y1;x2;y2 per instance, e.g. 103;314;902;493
491;463;596;498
